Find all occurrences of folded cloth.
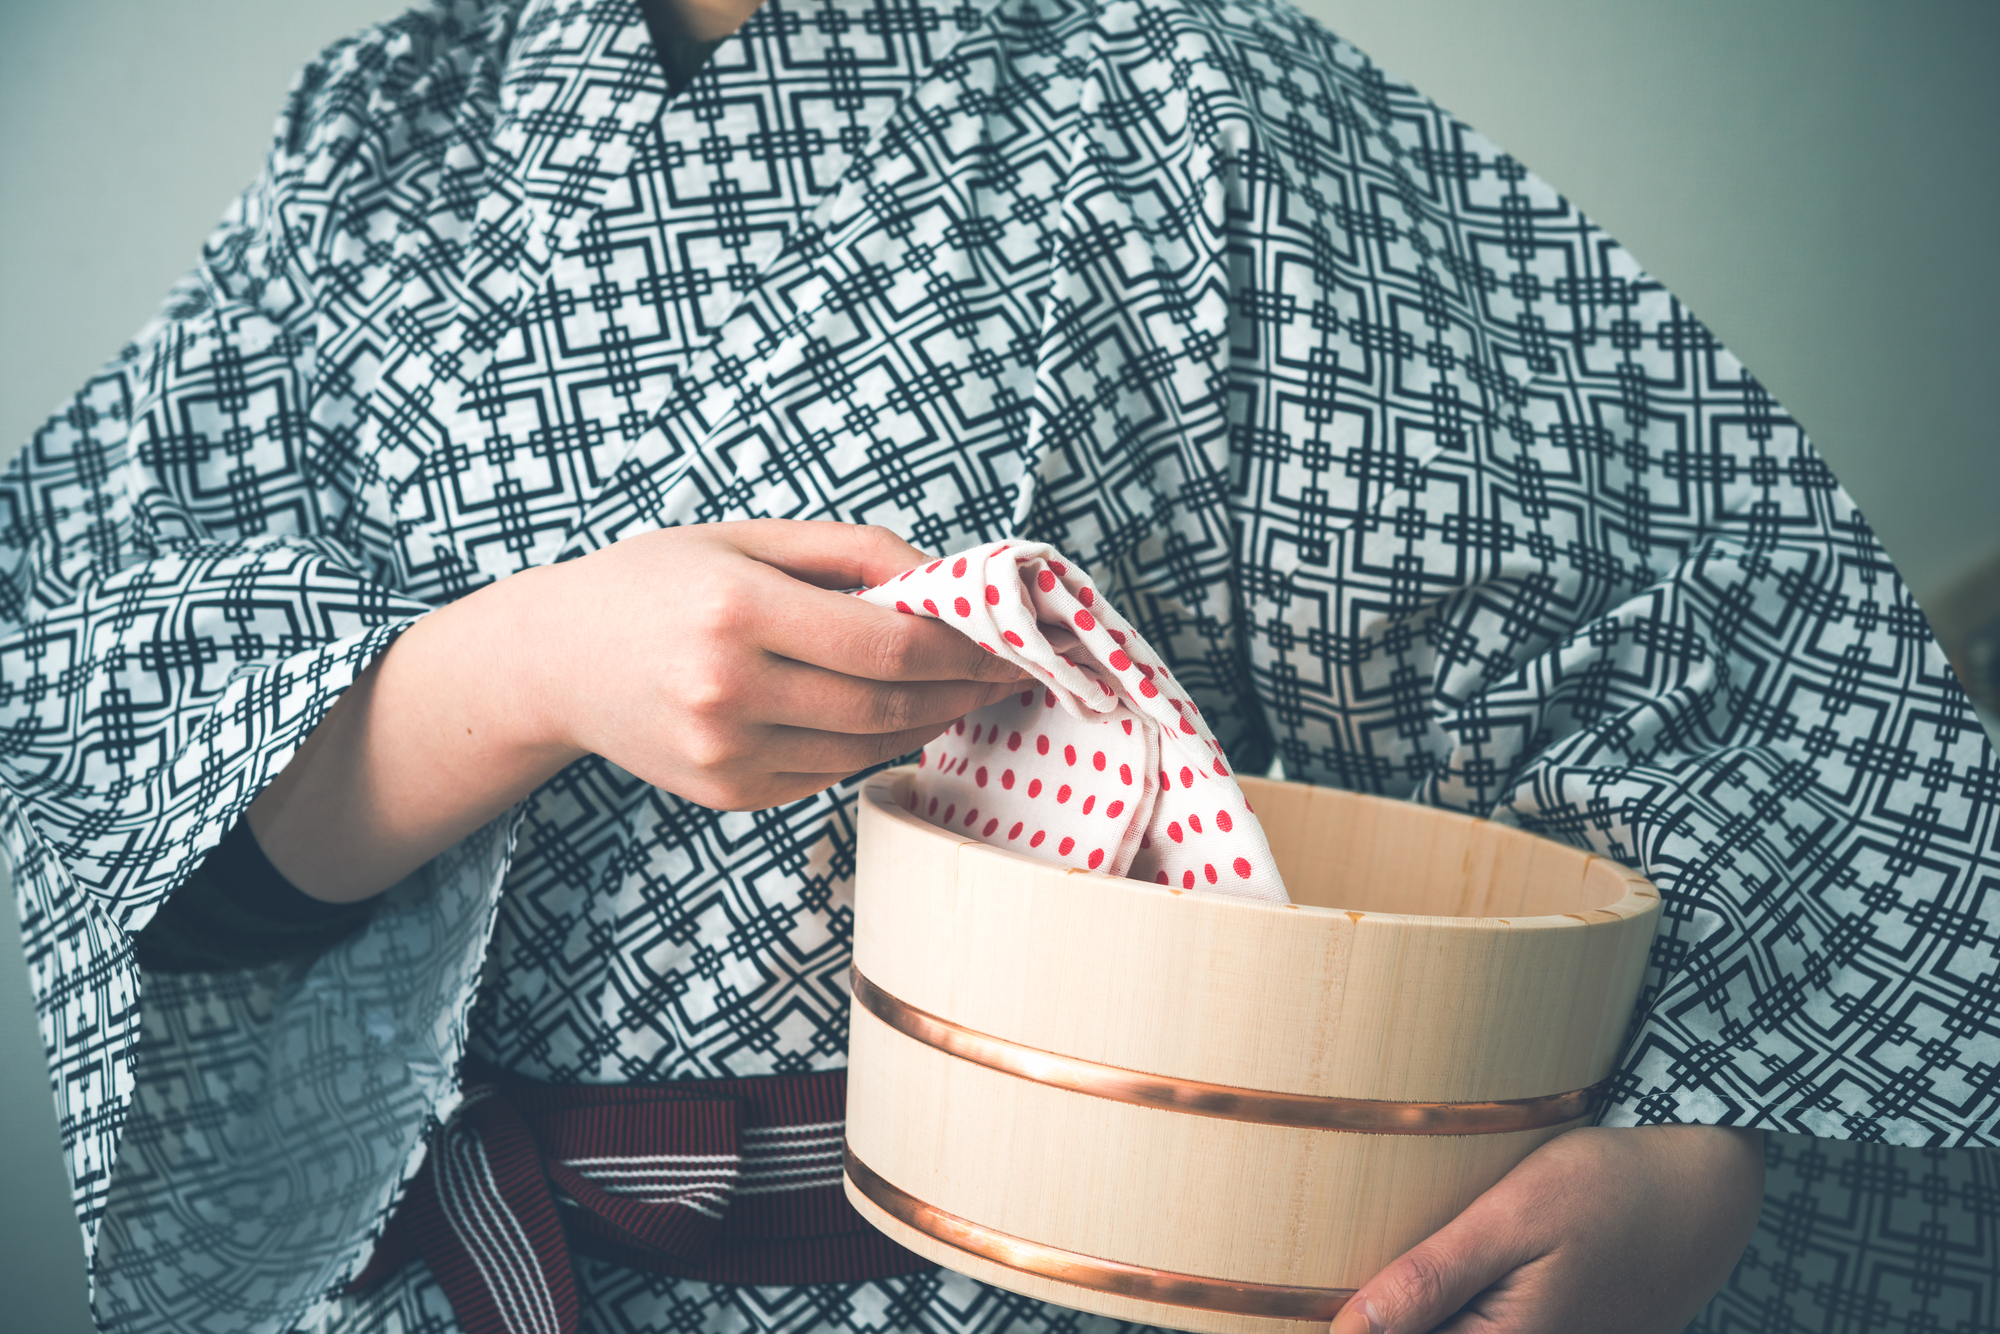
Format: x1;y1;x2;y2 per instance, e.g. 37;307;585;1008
859;541;1288;903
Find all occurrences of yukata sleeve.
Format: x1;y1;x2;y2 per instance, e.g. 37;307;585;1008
0;292;515;1334
0;6;527;1330
0;277;423;1249
1375;164;2000;1150
1334;126;1992;1151
1441;402;2000;1149
1195;8;1999;1148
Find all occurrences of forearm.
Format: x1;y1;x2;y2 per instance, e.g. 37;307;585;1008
247;564;580;904
239;521;1026;905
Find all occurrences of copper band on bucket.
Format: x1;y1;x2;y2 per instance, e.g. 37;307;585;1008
851;966;1600;1135
845;1143;1357;1320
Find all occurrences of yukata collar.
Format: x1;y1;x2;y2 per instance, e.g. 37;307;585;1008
475;0;993;293
472;0;673;291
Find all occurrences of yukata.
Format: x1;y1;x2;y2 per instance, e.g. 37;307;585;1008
2;0;1996;1331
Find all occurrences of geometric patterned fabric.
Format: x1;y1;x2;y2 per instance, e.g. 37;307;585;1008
1;0;1994;1330
313;1260;1179;1334
1691;1133;2000;1334
305;1134;2000;1334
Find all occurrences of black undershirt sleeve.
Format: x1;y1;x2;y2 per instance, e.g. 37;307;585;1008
133;819;377;973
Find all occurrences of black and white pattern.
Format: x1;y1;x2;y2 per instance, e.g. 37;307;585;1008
1694;1132;2000;1334
555;1115;847;1212
737;1120;848;1196
316;1261;1175;1334
89;821;512;1332
2;0;1994;1329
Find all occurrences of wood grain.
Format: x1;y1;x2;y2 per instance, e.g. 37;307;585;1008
845;768;1661;1331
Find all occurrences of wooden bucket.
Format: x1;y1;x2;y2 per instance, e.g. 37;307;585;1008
843;769;1661;1334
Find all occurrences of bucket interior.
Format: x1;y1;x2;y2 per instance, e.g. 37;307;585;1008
1236;775;1629;919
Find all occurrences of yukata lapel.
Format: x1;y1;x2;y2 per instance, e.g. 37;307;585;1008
646;0;920;345
559;0;1005;555
476;0;672;294
357;0;671;572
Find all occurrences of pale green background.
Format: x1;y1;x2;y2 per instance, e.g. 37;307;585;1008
2;2;1996;1329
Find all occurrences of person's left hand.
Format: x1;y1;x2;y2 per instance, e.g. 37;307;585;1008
1329;1124;1765;1334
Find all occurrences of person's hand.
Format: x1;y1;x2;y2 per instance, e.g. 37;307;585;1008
524;519;1028;810
253;519;1023;901
1329;1125;1764;1334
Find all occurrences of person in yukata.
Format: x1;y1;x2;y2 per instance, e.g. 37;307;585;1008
3;0;1994;1330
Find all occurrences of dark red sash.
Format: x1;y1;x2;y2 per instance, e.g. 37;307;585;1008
350;1066;928;1333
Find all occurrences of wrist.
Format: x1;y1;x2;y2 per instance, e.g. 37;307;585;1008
471;561;587;764
248;564;588;904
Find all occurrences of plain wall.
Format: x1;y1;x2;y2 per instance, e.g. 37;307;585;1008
2;2;1995;1329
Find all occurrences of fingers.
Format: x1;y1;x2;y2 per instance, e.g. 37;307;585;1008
746;561;1029;685
681;671;1013;778
687;519;1025;684
1331;1200;1536;1334
674;724;949;811
760;667;1026;735
751;719;952;779
564;519;1032;813
670;668;1015;805
720;518;936;592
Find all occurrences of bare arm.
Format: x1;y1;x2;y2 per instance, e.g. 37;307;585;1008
248;521;1026;904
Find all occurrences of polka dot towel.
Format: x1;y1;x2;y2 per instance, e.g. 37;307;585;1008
858;541;1289;904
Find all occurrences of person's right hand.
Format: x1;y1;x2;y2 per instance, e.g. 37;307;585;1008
251;519;1024;902
522;519;1028;810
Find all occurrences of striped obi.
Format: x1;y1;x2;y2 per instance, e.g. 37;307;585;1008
350;1065;927;1334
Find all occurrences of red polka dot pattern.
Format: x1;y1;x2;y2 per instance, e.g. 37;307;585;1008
858;540;1288;903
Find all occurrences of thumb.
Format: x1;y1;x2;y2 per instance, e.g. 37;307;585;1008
1330;1212;1529;1334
